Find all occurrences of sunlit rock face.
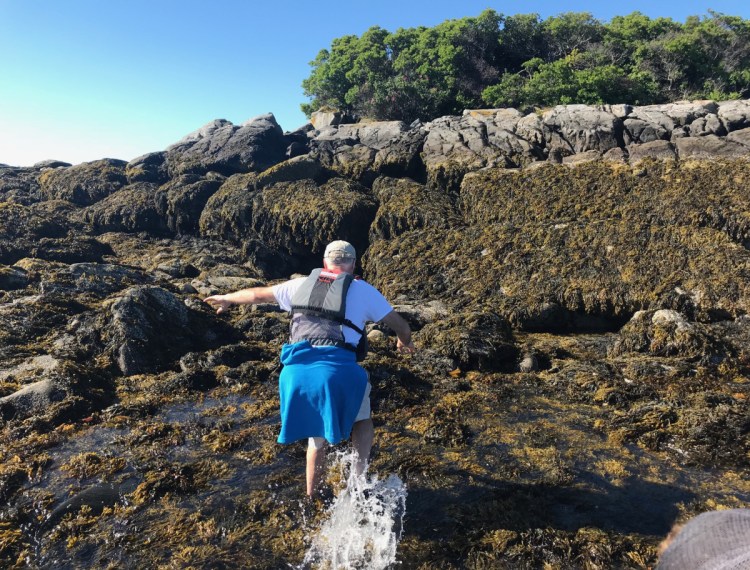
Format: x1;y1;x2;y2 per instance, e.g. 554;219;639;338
1;101;750;569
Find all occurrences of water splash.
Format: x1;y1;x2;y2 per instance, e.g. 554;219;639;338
303;451;407;570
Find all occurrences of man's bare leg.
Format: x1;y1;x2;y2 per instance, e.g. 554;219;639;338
306;440;328;497
351;418;374;476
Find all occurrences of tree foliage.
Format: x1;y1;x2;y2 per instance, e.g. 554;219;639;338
301;10;750;122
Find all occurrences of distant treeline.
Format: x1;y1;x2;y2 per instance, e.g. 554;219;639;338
301;10;750;121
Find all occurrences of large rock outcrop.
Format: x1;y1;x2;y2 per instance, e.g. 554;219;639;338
165;114;287;177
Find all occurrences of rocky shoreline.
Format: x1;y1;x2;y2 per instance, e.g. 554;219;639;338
1;100;749;568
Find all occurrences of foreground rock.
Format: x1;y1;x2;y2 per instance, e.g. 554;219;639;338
105;285;239;376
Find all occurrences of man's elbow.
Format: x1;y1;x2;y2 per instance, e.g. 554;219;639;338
382;311;411;335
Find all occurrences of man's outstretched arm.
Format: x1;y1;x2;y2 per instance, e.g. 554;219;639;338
204;286;277;314
380;310;416;353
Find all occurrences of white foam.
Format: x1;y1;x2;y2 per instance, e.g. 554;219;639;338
303;451;407;569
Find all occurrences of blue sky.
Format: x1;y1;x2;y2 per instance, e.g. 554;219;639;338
0;0;748;166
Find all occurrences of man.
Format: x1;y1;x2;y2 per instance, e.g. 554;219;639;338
204;240;415;496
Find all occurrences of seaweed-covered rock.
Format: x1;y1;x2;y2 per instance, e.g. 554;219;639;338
83;182;169;234
0;362;113;425
165;114;287;177
41;263;154;298
0;166;43;205
31;236;113;265
254;156;322;189
155;175;223;235
105;285;237;375
0;203;68;264
367;161;750;330
0;266;28;290
370;176;461;241
418;311;517;371
38;159;128;206
198;173;257;242
248;177;378;270
125;152;169;185
609;310;728;362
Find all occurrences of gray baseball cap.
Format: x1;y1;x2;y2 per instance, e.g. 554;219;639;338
324;240;356;259
657;509;750;570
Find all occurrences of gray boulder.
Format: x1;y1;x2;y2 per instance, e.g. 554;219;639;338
421;110;542;191
628;140;677;163
624;101;718;144
311;110;345;129
541;105;622;156
165;113;287;177
623;117;670;144
0;362;114;425
717;99;750;132
311;120;426;184
726;127;750;148
0;378;67;421
675;135;749;160
688;113;727;137
0;266;29;290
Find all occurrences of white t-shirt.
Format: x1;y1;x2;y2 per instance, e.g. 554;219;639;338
272;274;393;345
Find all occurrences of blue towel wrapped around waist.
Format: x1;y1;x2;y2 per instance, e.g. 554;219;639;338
277;341;368;445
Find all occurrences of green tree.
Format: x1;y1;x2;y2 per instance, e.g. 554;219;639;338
302;10;503;121
302;10;750;120
543;12;604;61
498;13;547;71
483;51;654;108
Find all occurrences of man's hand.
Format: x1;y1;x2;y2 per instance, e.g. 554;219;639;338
381;310;416;355
204;295;232;314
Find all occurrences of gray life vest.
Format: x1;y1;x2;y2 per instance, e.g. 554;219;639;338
289;268;367;359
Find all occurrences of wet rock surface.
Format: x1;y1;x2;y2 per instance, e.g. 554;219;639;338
1;101;749;569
